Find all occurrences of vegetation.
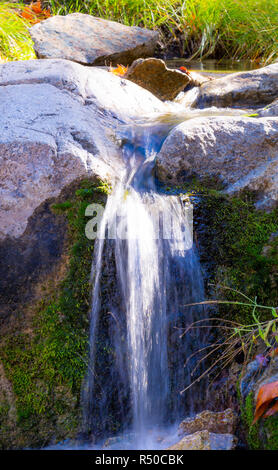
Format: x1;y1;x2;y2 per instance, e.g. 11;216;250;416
48;0;278;63
1;0;277;63
241;390;278;450
0;179;109;448
164;183;278;390
171;184;278;448
0;2;35;61
183;186;278;323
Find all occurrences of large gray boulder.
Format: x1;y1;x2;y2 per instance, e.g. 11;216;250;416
156;115;278;209
187;63;278;109
0;58;166;240
29;13;159;66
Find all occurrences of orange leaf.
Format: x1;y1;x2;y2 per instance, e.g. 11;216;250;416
42;9;51;18
268;347;278;358
253;381;278;424
30;1;42;14
179;66;191;76
110;64;128;77
21;9;35;21
263;400;278;418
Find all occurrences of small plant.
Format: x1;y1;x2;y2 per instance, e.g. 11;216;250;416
179;285;278;394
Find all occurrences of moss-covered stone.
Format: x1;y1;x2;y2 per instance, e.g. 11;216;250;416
0;178;110;449
162;179;278;449
173;181;278;325
240;390;278;450
240;391;260;449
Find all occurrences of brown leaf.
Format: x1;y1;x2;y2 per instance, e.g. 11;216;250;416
263;400;278;418
253;381;278;424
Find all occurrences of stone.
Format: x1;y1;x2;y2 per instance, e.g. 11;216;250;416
179;409;236;436
156;115;278;209
167;430;237;450
240;356;270;398
190;63;278;109
0;58;166;240
262;231;278;256
29;13;159;66
124;58;190;101
189;70;213;87
257;98;278;117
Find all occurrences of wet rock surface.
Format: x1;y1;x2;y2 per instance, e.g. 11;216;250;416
179;408;237;435
257;98;278;117
156;115;278;209
190;63;278;109
29;13;159;66
168;430;238;450
0;199;67;323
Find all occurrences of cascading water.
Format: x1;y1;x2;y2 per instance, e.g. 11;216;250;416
82;118;207;450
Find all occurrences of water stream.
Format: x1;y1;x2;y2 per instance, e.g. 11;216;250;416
42;61;254;451
81;117;209;450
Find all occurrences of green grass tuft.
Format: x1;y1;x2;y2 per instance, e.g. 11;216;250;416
0;2;36;61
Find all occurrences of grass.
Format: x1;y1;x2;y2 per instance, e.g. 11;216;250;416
48;0;278;63
0;2;35;61
1;1;277;63
180;288;278;394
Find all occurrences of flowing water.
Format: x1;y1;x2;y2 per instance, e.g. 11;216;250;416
43;60;254;450
81;117;209;450
166;58;261;74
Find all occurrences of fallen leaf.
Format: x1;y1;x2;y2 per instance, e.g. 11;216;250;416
110;64;128;77
179;66;191;75
30;1;42;14
263;400;278;418
19;2;51;24
253;381;278;423
42;9;51;18
20;8;35;21
268;347;278;358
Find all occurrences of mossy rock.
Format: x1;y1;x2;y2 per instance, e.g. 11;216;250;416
0;178;109;449
241;390;278;450
164;179;278;449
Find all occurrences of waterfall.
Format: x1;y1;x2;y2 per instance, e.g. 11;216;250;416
83;119;207;449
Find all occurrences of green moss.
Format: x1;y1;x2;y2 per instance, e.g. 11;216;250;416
243;113;259;117
0;178;108;448
240;391;278;450
241;391;261;449
173;180;278;450
264;415;278;450
181;183;278;325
